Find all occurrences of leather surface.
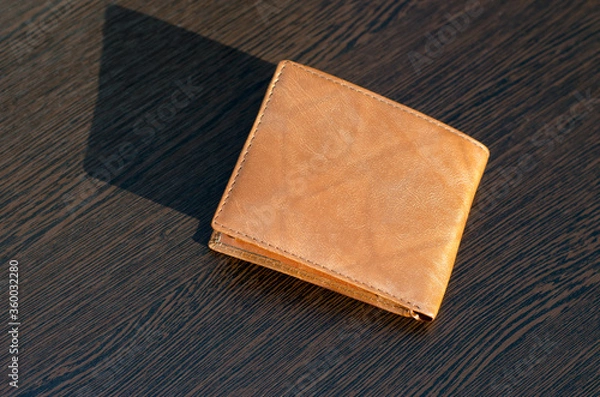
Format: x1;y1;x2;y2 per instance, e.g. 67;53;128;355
210;60;489;321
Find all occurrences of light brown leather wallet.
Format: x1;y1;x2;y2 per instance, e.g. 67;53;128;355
209;60;489;321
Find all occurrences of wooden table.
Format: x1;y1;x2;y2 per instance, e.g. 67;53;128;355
1;1;598;395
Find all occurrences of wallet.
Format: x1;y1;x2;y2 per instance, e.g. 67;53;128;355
209;60;489;321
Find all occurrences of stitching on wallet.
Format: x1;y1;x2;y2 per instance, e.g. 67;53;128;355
215;59;493;313
211;234;413;317
214;222;422;311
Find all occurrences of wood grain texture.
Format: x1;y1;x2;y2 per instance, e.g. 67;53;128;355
0;0;598;396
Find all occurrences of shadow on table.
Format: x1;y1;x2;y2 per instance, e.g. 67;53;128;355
85;5;275;243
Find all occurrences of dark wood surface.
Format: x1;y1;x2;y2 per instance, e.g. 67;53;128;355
1;0;598;396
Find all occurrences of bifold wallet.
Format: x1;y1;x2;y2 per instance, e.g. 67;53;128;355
209;60;489;321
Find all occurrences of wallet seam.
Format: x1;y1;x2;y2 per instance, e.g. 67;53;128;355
215;59;489;314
